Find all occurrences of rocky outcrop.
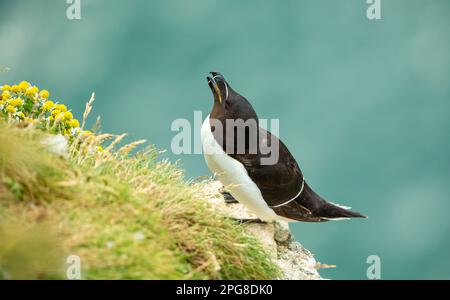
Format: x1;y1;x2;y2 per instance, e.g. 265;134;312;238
205;181;326;280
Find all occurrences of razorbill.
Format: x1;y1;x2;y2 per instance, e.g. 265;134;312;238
201;72;367;222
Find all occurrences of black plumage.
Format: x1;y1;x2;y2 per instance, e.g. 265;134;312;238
206;72;366;222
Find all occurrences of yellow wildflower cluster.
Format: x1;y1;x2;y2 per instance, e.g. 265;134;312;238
0;81;88;139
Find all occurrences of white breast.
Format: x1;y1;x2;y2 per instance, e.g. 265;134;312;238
201;115;282;222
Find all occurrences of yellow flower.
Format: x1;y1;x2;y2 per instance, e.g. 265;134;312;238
1;91;10;100
6;105;16;113
9;98;24;107
17;112;25;118
98;146;104;152
25;86;39;97
68;119;80;128
39;89;50;99
55;104;67;112
56;113;65;122
19;81;30;91
63;111;73;120
11;85;20;93
1;85;11;92
42;100;55;111
51;109;61;117
0;100;4;106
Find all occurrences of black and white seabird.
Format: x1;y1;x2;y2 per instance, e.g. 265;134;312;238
201;72;367;222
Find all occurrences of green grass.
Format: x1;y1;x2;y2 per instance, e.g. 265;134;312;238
0;121;279;279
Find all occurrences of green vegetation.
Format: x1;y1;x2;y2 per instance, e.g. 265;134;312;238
0;82;278;279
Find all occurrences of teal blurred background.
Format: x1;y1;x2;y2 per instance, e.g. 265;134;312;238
1;0;449;279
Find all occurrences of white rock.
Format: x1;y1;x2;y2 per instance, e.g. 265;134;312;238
204;181;327;280
274;221;291;242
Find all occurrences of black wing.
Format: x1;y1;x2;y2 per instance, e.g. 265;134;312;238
230;127;305;207
228;127;367;221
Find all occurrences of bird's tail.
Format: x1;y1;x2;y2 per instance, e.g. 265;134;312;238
316;201;367;220
299;182;367;221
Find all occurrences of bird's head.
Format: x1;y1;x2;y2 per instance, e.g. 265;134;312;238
206;71;258;121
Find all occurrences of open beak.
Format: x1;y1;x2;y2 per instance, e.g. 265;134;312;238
206;71;228;104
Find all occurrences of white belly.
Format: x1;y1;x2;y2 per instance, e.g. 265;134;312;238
201;115;282;221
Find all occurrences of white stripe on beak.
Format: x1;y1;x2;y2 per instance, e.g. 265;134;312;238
213;74;229;101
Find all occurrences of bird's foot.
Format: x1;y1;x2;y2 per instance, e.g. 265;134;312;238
233;218;267;225
220;190;239;204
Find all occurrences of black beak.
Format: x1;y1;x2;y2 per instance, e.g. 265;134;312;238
206;71;228;104
210;71;223;78
206;75;222;103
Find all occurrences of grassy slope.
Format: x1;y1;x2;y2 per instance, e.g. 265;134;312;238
0;122;278;279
